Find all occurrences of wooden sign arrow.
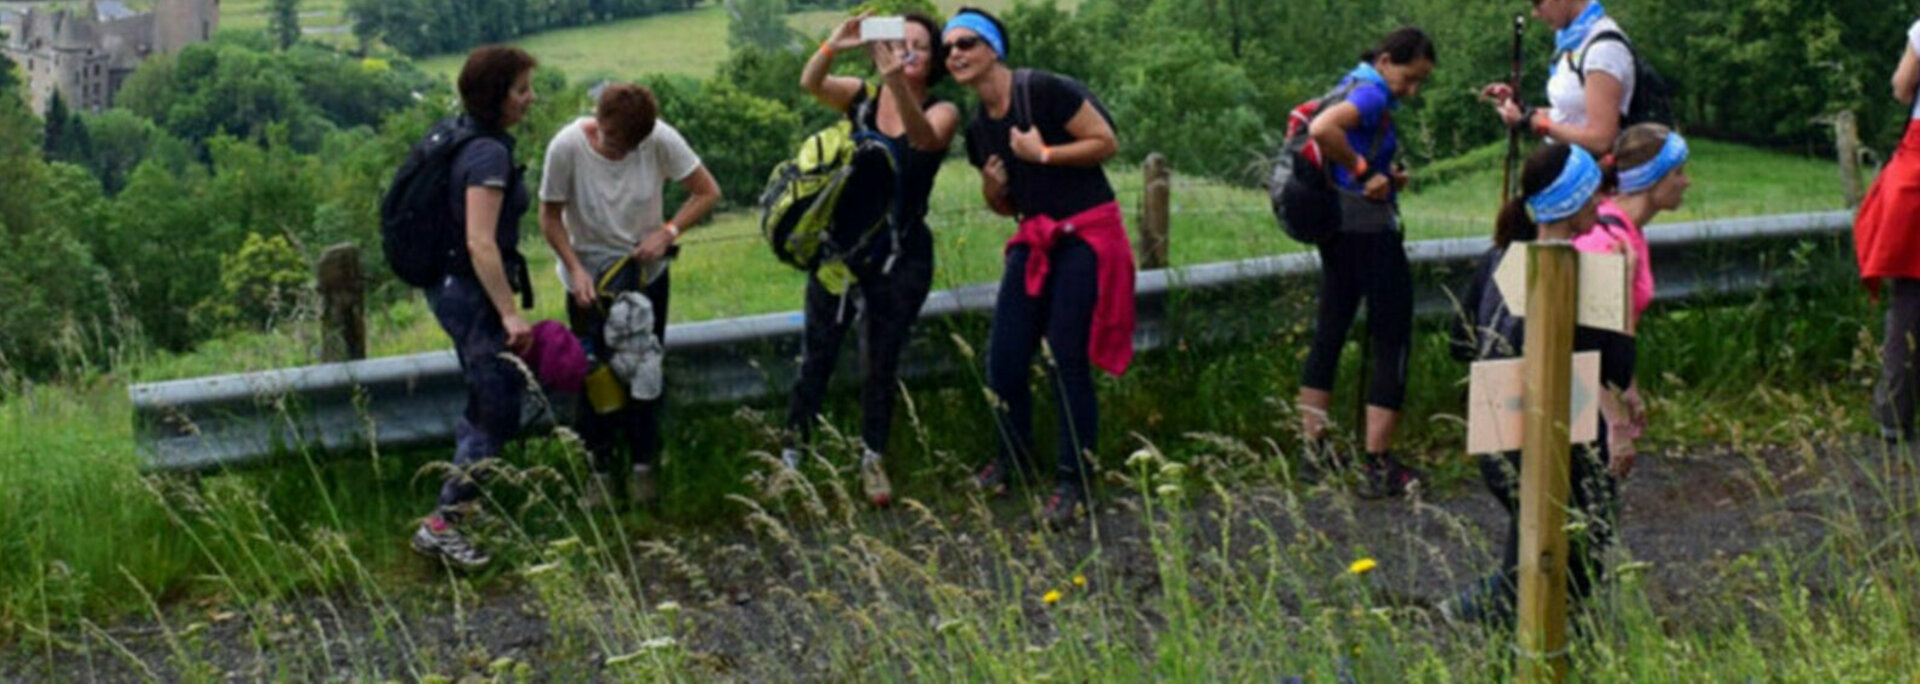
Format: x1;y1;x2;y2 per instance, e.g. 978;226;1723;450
1493;245;1633;335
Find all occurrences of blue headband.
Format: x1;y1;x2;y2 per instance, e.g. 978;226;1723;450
1614;132;1688;194
1528;146;1602;224
943;12;1006;59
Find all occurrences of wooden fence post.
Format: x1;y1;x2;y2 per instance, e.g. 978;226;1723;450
1835;110;1863;209
318;243;366;362
1139;153;1170;270
1516;242;1576;684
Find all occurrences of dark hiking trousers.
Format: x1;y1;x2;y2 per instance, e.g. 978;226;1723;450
427;275;528;520
986;239;1100;487
785;255;935;453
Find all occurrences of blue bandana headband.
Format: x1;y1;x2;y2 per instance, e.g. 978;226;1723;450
1528;146;1602;224
1614;132;1688;195
1550;0;1607;77
943;12;1006;59
1343;62;1400;110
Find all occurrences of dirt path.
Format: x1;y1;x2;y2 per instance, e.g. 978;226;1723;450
5;438;1912;681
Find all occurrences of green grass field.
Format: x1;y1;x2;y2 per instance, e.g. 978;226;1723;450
411;0;1069;81
219;0;353;46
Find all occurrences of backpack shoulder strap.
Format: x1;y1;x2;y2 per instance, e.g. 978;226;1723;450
1575;29;1634;85
849;81;881;132
1319;81;1389;159
1013;68;1035;130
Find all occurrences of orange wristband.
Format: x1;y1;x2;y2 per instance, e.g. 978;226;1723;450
818;42;834;58
665;222;681;240
1349;157;1370;178
1040;145;1054;165
1531;109;1552;136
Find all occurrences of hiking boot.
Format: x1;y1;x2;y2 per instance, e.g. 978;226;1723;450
1356;452;1421;500
580;472;618;510
1436;579;1513;629
971;461;1019;497
630;464;659;508
1299;436;1349;484
411;517;490;571
1039;482;1085;530
860;452;893;508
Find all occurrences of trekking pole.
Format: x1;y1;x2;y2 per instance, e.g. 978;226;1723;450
1501;14;1527;208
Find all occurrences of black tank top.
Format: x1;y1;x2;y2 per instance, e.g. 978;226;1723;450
851;86;947;266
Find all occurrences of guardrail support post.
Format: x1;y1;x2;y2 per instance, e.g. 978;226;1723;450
1836;110;1863;209
1139;153;1171;270
318;243;366;362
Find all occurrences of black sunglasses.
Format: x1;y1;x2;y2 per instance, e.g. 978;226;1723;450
943;36;987;52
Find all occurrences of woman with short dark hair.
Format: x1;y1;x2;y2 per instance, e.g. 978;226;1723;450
411;45;538;571
537;80;721;511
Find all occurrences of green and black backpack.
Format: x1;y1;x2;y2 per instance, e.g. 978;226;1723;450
758;84;904;295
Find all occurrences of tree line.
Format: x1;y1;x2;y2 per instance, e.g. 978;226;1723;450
0;0;1909;391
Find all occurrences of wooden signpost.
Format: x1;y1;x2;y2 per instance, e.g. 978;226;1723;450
1464;241;1630;683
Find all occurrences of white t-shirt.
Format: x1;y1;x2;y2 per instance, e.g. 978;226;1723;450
1546;17;1636;130
539;117;702;287
1908;20;1920;119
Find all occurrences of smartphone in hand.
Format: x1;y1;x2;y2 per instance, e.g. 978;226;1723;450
860;16;905;42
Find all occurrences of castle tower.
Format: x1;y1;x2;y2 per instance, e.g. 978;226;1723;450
153;0;218;55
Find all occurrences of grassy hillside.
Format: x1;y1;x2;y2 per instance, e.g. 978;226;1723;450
220;0;354;46
412;0;1070;81
0;136;1869;653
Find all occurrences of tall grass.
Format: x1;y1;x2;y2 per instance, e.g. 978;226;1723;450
6;325;1915;678
0;121;1882;678
0;218;1889;676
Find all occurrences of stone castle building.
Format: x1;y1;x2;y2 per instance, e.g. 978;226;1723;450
2;0;220;115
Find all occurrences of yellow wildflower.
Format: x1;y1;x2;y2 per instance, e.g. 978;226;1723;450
1348;558;1379;575
1043;590;1063;605
1073;574;1087;588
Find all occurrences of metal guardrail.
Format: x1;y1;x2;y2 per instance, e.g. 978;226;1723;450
131;211;1854;472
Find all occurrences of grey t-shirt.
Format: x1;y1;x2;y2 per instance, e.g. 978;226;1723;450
539;117;702;289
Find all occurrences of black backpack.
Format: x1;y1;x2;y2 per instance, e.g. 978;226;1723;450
1575;30;1676;128
1266;81;1383;245
1450;245;1524;363
757;83;905;279
380;117;507;289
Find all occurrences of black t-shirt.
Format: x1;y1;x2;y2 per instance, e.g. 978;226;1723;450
449;129;530;289
850;86;948;265
965;69;1116;220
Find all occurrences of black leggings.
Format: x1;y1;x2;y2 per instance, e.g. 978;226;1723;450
1877;278;1920;440
1474;432;1621;623
987;240;1099;486
785;254;935;452
568;271;670;473
1300;231;1412;410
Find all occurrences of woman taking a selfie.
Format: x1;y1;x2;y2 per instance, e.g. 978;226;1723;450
785;12;960;507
